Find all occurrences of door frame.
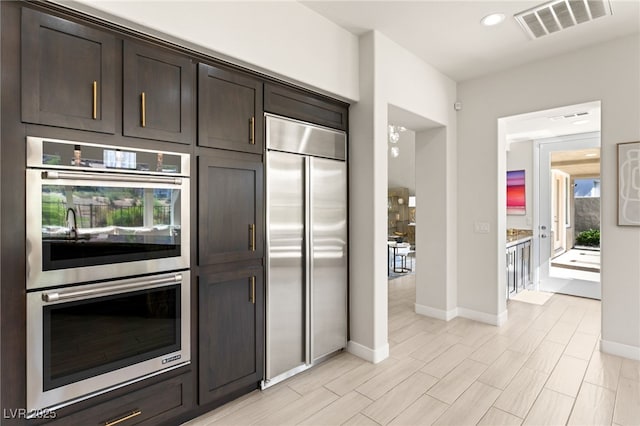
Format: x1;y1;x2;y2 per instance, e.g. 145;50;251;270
533;132;600;289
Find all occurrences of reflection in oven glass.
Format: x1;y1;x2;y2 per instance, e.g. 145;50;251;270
41;185;181;270
43;286;180;391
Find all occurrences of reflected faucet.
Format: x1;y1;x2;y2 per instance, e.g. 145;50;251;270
66;207;78;239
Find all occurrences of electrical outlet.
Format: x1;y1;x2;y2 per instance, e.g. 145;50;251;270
474;222;490;233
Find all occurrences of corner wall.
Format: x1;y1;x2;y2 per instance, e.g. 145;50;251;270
349;31;457;361
458;34;640;358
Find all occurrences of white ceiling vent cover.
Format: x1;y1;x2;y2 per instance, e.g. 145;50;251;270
515;0;613;39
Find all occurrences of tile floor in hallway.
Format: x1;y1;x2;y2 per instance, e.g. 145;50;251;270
185;274;640;426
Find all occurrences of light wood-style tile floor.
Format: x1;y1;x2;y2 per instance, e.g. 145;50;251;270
184;275;640;426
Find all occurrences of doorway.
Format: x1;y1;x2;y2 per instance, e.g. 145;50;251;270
537;134;601;299
502;100;602;302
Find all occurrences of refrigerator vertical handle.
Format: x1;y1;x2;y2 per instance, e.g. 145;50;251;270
304;156;312;366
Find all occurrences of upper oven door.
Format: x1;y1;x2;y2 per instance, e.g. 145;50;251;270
26;169;190;289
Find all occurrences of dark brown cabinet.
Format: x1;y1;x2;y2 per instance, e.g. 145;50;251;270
198;154;264;265
198;64;263;153
21;8;117;133
198;267;264;405
264;83;349;131
47;373;193;426
123;41;196;144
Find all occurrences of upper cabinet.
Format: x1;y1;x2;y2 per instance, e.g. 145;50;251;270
123;41;196;144
198;64;263;154
264;83;349;131
21;8;117;133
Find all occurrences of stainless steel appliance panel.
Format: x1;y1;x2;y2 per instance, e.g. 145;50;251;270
266;114;346;161
265;151;306;379
27;272;190;412
310;157;348;361
26;136;190;289
26;170;189;289
264;115;348;387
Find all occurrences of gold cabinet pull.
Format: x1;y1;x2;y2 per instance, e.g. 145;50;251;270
92;81;97;119
141;92;146;128
250;116;255;145
105;410;142;426
250;276;256;304
249;224;256;251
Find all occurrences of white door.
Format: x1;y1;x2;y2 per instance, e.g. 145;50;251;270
535;134;601;299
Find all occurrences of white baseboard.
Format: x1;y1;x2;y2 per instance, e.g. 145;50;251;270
415;303;458;321
347;340;389;364
457;307;507;326
600;339;640;361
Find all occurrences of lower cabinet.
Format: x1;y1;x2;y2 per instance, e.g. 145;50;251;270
198;267;264;405
47;373;193;426
506;239;532;298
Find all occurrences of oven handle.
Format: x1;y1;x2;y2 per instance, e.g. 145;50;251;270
42;170;183;185
42;273;183;303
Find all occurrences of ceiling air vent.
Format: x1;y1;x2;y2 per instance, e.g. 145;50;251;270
515;0;613;39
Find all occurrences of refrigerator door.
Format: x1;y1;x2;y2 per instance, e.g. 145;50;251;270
310;157;348;361
265;151;306;380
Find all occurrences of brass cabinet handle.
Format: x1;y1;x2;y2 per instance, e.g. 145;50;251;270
141;92;146;128
105;410;141;426
250;276;256;304
249;224;256;251
92;81;97;119
250;117;255;145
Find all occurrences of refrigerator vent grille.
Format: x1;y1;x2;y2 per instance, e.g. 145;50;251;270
515;0;612;39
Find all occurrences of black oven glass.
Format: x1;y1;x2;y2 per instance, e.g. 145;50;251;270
41;185;181;270
42;285;180;391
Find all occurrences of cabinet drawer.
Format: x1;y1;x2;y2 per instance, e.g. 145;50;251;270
264;83;348;131
47;374;192;426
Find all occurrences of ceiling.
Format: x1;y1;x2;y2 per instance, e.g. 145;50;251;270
301;0;640;82
504;100;601;143
551;148;601;176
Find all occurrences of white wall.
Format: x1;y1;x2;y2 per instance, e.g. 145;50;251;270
54;0;359;101
458;34;640;358
388;130;416;194
349;31;457;361
507;141;533;230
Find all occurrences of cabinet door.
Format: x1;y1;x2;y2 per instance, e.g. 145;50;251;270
198;64;263;153
21;8;117;133
198;268;264;405
123;41;195;144
264;83;349;131
198;154;264;265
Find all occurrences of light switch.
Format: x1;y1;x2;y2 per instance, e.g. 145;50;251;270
474;222;490;233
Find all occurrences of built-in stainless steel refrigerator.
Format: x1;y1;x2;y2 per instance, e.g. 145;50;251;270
262;114;347;388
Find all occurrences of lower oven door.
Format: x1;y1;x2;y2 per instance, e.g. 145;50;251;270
26;271;190;412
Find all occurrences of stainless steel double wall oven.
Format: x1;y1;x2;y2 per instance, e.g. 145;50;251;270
25;137;191;413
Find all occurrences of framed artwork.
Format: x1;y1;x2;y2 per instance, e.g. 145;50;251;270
618;141;640;226
507;170;526;215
